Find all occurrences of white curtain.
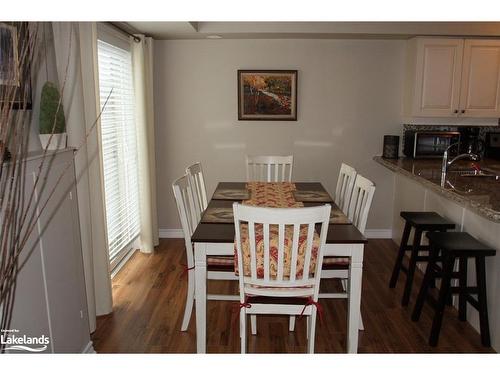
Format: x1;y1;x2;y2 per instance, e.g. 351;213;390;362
51;22;113;332
131;35;159;253
49;24;159;333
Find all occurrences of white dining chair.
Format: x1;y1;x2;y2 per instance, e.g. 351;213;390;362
172;174;239;332
186;162;208;212
233;202;331;353
321;174;375;329
334;163;357;214
288;173;375;332
346;174;376;234
246;155;294;182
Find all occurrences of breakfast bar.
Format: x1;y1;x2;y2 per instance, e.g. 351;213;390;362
373;156;500;222
374;155;500;350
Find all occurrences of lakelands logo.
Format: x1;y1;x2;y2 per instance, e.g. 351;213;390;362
1;329;49;352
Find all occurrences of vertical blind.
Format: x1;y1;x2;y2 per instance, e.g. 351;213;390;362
97;39;140;261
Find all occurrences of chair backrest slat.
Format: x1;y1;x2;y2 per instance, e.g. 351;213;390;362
347;174;376;234
248;221;257;279
302;223;315;280
289;224;300;282
233;203;331;297
277;223;285;281
263;224;270;281
335;163;357;214
186;162;208;212
246;155;294;182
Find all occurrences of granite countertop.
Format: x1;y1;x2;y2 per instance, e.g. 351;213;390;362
373;156;500;222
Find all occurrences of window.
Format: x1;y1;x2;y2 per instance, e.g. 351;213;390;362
97;30;140;268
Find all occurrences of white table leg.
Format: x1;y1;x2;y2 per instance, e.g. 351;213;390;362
194;242;207;353
347;244;364;353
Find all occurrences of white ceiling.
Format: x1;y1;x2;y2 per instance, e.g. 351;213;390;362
127;21;500;40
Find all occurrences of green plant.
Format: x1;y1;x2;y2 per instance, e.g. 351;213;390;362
39;81;66;134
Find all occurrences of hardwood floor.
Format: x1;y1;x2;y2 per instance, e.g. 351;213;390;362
91;238;495;353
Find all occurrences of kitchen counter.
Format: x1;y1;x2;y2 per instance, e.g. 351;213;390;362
374;156;500;222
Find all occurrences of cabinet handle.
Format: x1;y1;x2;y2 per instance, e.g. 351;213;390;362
461;110;466;114
454;110;459;114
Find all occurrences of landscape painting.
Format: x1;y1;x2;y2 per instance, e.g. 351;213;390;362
0;22;31;109
238;70;297;121
0;23;19;86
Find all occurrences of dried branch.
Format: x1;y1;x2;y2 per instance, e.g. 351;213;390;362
0;23;112;351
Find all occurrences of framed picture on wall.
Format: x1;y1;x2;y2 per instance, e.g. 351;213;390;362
238;70;297;121
0;22;32;110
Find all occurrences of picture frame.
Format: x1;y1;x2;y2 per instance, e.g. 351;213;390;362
0;22;32;110
0;23;19;86
238;70;297;121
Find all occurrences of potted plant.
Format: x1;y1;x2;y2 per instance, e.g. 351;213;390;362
38;81;67;150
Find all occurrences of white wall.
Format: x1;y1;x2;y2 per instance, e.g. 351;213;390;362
154;39;405;231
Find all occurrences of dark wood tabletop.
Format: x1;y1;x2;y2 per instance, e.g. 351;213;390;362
191;182;367;244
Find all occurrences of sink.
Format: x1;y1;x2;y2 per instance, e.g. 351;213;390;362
447;167;499;179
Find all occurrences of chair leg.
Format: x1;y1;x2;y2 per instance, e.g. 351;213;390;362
429;254;454;346
180;270;195;331
289;316;296;332
306;316;310;340
341;278;364;331
341;279;348;292
307;310;317;354
251;315;257;335
402;229;423;306
458;256;468;322
412;244;438;322
446;257;459;307
475;256;491;347
240;309;247;354
359;311;365;331
389;221;411;288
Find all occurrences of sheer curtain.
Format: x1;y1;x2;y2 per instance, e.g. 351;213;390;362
131;35;159;253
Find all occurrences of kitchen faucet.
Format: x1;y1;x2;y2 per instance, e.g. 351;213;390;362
441;142;480;187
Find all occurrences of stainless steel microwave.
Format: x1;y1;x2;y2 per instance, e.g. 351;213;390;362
403;131;461;158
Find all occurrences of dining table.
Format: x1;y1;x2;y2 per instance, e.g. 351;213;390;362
191;181;367;353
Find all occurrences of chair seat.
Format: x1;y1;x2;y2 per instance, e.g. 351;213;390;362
322;256;350;269
207;256;235;271
426;232;496;255
400;211;455;229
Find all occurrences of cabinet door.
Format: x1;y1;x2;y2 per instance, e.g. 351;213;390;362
459;39;500;117
412;38;464;117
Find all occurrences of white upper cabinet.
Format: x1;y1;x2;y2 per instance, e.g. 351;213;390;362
405;37;500;118
459;39;500;117
413;38;463;117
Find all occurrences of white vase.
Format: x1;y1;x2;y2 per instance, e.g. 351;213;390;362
39;133;67;151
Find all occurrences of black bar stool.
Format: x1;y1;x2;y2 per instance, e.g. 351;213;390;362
389;212;455;306
411;231;496;347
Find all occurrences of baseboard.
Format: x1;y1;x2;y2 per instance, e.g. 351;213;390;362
159;228;184;238
364;229;393;239
159;228;392;239
82;340;96;353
